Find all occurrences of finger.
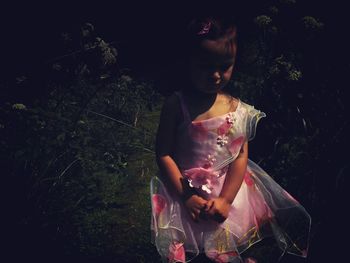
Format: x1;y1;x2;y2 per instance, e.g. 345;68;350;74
193;207;201;217
194;208;202;221
207;203;217;216
198;197;207;205
205;200;214;211
190;211;199;222
196;202;206;209
200;200;208;208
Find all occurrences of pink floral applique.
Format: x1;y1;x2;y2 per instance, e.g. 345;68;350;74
217;121;232;135
152;194;167;215
216;254;229;263
244;170;254;186
244;257;257;263
206;250;239;263
203;154;216;168
189;122;208;141
217;134;229;147
168;241;186;262
228;136;244;155
197;20;212;35
183;167;219;194
217;113;236;137
226;112;236;125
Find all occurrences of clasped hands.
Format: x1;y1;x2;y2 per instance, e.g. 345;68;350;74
184;194;231;223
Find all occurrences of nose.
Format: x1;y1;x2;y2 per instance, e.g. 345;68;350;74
212;71;221;83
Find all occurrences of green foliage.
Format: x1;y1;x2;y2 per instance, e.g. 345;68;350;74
12;103;27;110
1;2;343;262
302;16;324;31
1;47;161;261
229;0;344;216
254;15;273;28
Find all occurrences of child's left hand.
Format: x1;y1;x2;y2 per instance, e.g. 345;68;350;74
203;197;231;223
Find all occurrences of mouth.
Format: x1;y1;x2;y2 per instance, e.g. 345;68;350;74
200;84;222;93
207;81;222;89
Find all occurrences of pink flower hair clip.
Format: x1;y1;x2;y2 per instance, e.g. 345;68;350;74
197;20;212;35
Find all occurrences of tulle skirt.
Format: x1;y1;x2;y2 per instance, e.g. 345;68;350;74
150;160;311;263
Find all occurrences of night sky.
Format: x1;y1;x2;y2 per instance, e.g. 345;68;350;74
1;1;348;84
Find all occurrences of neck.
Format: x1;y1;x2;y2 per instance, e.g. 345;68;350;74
182;86;218;101
182;88;218;112
183;89;217;99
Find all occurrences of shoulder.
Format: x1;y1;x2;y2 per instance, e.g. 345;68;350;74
238;100;253;111
161;92;181;114
238;100;266;126
160;92;182;123
238;100;262;114
238;101;266;141
163;92;180;107
218;92;240;112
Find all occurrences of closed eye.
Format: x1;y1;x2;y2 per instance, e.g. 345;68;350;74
220;63;233;71
198;63;233;71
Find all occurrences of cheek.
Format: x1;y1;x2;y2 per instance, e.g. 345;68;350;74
223;68;233;81
189;68;208;88
192;70;206;82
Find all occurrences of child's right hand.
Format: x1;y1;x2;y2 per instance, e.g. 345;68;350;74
183;195;208;222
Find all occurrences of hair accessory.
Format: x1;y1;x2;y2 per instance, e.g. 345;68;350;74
197;20;212;35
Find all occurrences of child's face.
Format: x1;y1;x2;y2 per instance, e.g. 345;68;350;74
188;36;237;94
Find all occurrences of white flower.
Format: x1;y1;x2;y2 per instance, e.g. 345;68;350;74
12;103;27;110
184;167;220;194
205;154;216;167
201;184;212;194
217;135;229;147
226;113;236;124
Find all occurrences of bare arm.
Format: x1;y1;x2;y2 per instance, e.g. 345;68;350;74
219;140;248;203
205;141;248;222
155;94;186;197
156;94;207;221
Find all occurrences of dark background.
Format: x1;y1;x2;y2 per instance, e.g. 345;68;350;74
1;1;349;262
1;1;348;84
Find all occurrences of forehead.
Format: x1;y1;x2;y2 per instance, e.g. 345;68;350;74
193;37;237;64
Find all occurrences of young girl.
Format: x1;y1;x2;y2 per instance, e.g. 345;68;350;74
150;15;311;263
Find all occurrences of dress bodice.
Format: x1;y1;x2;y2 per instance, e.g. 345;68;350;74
172;91;266;195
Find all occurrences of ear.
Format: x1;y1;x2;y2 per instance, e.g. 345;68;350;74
226;26;237;41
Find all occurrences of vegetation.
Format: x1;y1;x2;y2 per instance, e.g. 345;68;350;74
1;1;346;262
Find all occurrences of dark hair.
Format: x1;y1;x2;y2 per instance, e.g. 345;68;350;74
184;13;238;56
154;10;240;95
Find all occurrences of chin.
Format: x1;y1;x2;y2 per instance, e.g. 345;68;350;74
195;88;218;94
193;82;223;94
202;85;222;94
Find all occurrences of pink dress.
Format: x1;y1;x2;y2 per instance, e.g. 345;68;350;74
150;91;311;263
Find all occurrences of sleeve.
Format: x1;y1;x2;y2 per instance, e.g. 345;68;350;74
244;103;266;141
